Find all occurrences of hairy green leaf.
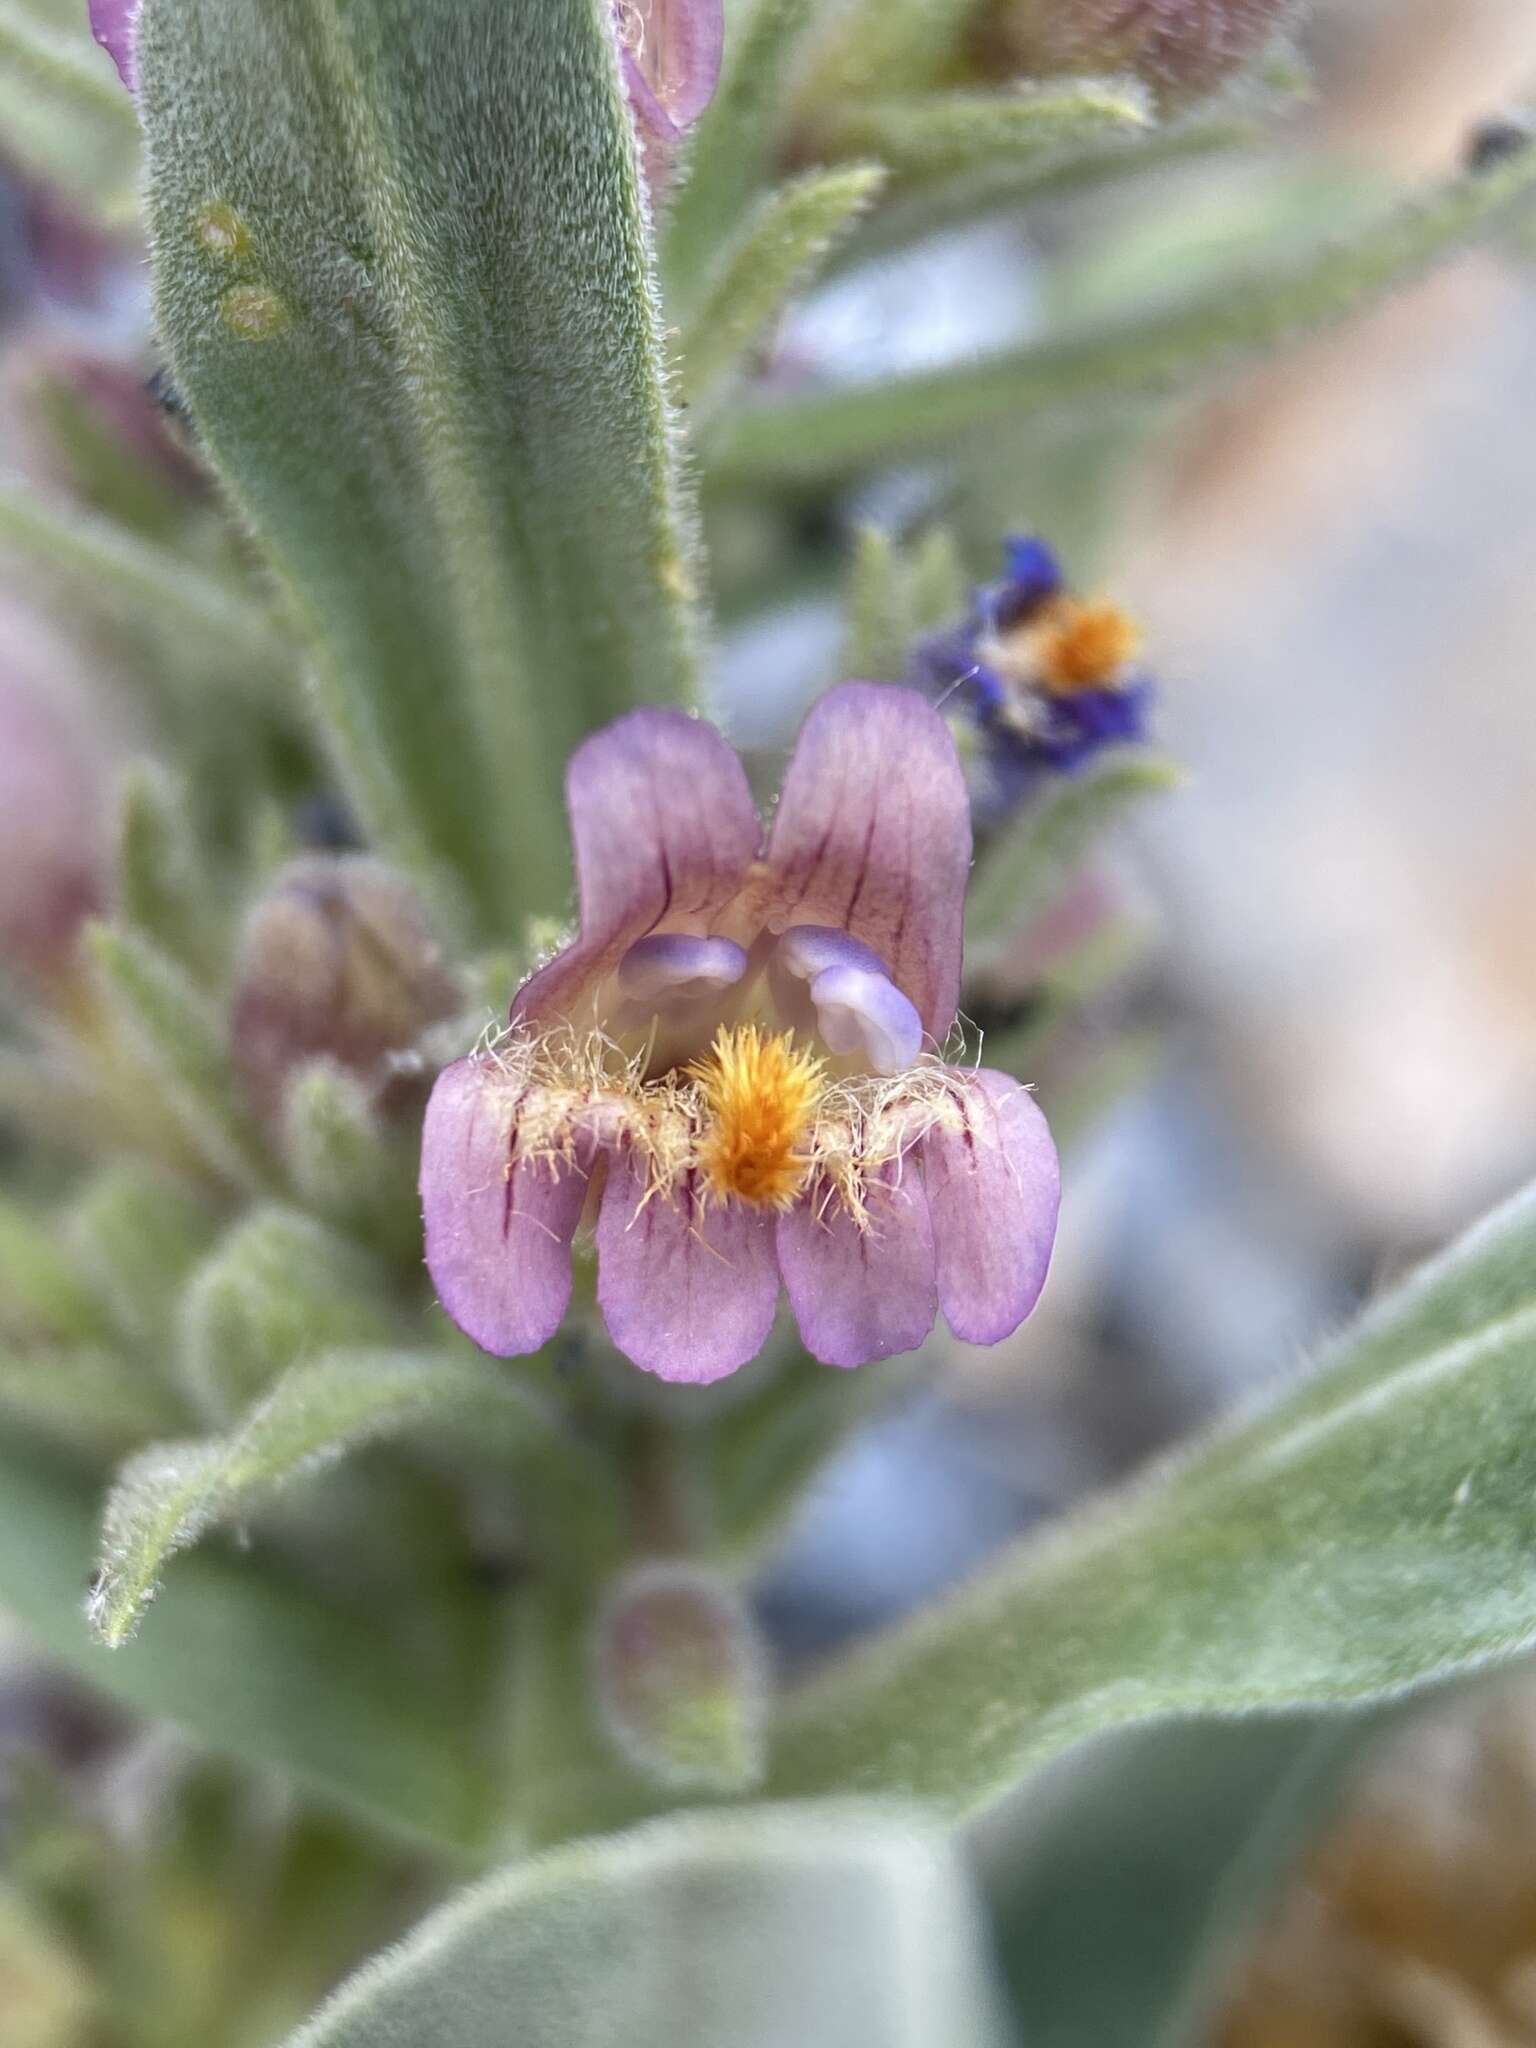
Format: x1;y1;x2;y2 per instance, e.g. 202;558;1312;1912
711;145;1536;481
839;525;905;680
965;751;1182;947
0;1437;484;1846
831;115;1260;279
682;167;887;409
767;1178;1536;1816
67;1161;218;1359
663;0;819;306
0;1199;115;1347
91;1345;616;1645
279;1061;420;1258
823;80;1151;184
137;0;702;932
177;1207;397;1419
283;1805;1008;2048
0;476;284;666
86;924;272;1193
839;523;966;681
904;527;967;638
115;763;225;980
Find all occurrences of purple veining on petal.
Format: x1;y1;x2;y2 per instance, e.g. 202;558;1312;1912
89;0;140;90
808;964;923;1074
420;1058;591;1358
921;1069;1060;1346
618;932;748;1004
778;1169;937;1368
596;1156;780;1384
763;684;972;1044
513;708;761;1029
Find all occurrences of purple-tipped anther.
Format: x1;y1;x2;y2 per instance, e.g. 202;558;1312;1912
808;964;923;1074
421;682;1060;1383
775;924;922;1071
618;933;748;1004
776;924;891;984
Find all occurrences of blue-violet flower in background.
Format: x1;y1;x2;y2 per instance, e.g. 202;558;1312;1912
914;536;1154;826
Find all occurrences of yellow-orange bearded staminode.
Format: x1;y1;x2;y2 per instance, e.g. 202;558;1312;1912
421;682;1062;1385
1031;596;1142;695
690;1025;826;1211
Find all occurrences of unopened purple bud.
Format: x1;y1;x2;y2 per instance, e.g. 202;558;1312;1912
981;0;1297;106
593;1560;769;1793
0;643;108;988
231;857;459;1117
615;0;723;193
88;0;139;90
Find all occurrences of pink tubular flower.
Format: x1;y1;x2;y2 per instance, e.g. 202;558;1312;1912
420;685;1060;1385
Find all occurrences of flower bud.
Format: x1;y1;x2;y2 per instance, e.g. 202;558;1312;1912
230;856;459;1118
593;1561;770;1793
978;0;1297;108
0;625;109;988
614;0;723;194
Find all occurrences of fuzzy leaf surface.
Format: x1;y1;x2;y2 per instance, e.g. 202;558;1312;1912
0;1437;484;1846
283;1805;1008;2048
712;146;1536;481
965;750;1183;947
824;81;1151;184
768;1180;1536;1816
137;0;702;929
681;167;887;408
91;1345;615;1645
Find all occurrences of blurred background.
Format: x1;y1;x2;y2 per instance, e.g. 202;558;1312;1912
3;0;1536;2041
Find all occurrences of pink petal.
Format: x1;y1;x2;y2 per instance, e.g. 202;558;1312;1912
89;0;139;89
513;708;761;1027
617;0;723;140
420;1057;591;1358
921;1069;1060;1346
596;1155;779;1384
778;1169;937;1369
762;685;971;1044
